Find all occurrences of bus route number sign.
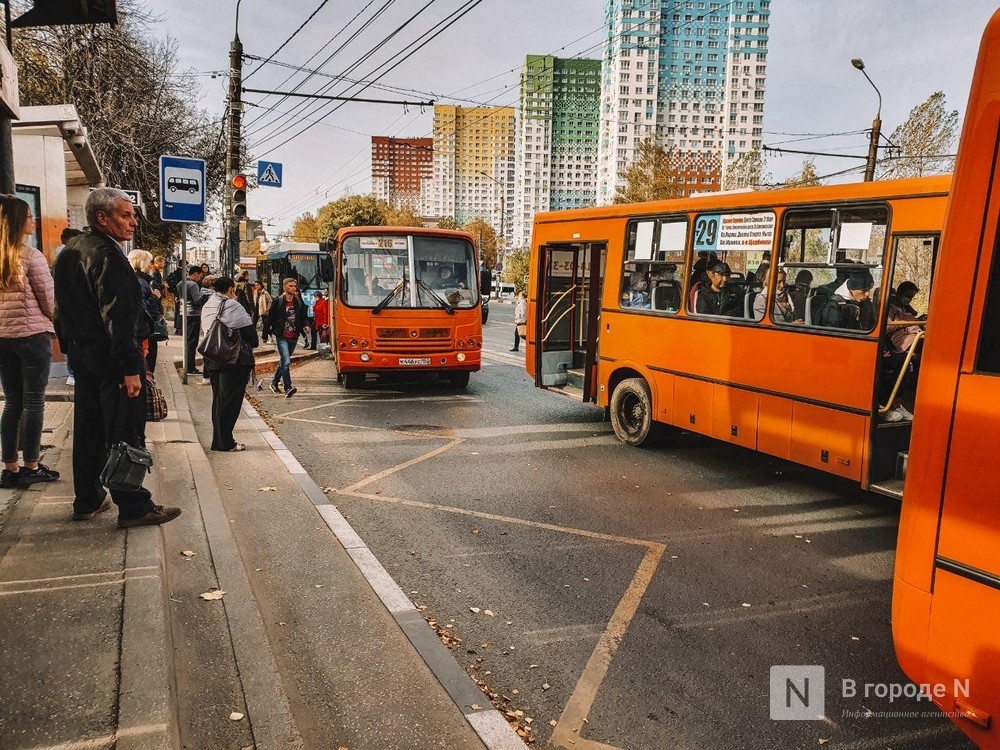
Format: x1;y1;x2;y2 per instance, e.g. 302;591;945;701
693;212;775;254
360;237;408;250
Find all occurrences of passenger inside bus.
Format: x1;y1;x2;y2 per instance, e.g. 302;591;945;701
753;269;796;322
813;269;875;330
879;281;926;422
787;269;813;322
694;261;743;317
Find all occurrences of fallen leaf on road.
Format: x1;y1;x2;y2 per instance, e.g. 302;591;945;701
259;486;277;492
484;609;495;617
470;607;481;614
550;720;557;727
742;603;752;608
512;689;519;695
200;590;226;601
542;683;551;690
472;528;480;535
229;711;244;721
529;664;539;669
850;636;860;641
818;740;828;746
181;550;196;557
322;486;335;494
471;703;482;710
314;584;324;588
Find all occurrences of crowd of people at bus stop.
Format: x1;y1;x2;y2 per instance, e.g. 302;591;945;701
0;186;337;530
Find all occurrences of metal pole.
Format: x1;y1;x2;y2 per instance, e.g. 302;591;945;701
0;1;15;194
181;224;189;384
864;116;881;182
226;33;243;274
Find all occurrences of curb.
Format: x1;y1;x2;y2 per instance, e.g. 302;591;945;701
239;400;528;750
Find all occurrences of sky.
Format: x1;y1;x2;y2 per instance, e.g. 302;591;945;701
157;0;1000;238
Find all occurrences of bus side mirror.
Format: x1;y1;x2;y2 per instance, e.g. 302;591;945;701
320;253;334;282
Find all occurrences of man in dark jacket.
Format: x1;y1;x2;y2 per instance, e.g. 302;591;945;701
695;261;743;317
814;269;875;330
263;277;309;397
53;188;180;528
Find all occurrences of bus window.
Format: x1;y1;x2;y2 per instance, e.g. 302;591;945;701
976;232;1000;373
777;204;888;332
687;210;775;320
620;218;686;312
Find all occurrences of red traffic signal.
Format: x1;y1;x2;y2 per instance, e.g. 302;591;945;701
231;174;247;218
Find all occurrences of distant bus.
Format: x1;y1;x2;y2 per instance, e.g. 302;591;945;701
525;175;949;494
892;10;1000;749
256;241;333;322
332;226;483;389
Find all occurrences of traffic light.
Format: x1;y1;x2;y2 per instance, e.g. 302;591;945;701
11;0;118;27
231;174;247;218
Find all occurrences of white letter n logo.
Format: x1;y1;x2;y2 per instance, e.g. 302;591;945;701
770;666;825;720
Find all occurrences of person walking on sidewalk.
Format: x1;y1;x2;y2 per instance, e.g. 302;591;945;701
252;281;271;342
312;289;329;349
53;187;180;527
263;277;308;397
200;277;258;451
0;195;60;489
177;265;205;376
511;290;527;352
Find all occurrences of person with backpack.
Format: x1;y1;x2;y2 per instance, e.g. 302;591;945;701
814;269;874;330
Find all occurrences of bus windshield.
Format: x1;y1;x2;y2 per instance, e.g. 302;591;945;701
288;253;324;291
341;234;479;309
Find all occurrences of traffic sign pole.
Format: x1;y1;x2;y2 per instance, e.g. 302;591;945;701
180;225;189;384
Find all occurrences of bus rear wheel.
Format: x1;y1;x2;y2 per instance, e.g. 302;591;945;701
343;372;365;389
610;377;663;447
448;371;470;389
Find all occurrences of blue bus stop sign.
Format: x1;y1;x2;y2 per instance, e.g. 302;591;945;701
159;155;206;223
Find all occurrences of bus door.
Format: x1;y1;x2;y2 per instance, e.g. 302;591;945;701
868;233;937;495
535;242;605;401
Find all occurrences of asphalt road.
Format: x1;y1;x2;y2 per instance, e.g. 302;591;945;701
254;300;973;750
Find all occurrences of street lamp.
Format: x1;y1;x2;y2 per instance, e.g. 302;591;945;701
477;170;506;248
852;58;882;182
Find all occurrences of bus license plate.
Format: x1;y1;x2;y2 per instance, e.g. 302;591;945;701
399;357;431;366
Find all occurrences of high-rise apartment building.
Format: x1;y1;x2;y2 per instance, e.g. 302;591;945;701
371;136;434;216
597;0;770;203
513;55;601;249
431;105;515;246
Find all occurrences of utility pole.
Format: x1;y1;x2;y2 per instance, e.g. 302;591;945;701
852;58;882;183
225;7;243;274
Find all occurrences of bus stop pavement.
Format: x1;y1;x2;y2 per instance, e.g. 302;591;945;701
0;345;513;749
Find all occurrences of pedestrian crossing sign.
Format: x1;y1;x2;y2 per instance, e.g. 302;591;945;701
257;160;283;188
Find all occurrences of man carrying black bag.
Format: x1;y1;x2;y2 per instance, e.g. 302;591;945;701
53;188;181;528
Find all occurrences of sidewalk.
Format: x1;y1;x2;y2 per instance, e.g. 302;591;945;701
0;346;516;749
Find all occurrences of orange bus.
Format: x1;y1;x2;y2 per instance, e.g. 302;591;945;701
892;10;1000;748
525;176;949;495
331;226;483;389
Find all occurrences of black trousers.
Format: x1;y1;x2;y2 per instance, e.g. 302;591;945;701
184;316;200;372
68;342;154;520
146;338;158;372
209;365;251;451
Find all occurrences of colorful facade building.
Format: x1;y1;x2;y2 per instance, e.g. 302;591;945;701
513;55;601;249
370;136;434;216
431;105;515;246
597;0;771;202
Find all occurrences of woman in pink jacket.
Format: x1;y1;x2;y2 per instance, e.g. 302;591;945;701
0;195;58;488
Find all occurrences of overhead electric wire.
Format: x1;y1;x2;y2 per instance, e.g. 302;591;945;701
242;0;333;83
243;0;400;138
248;0;449;150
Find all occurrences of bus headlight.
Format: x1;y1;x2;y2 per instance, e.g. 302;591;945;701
457;352;466;362
360;352;371;362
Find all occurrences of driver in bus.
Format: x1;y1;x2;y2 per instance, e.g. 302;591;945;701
432;265;455;289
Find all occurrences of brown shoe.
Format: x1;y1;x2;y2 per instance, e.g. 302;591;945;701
72;497;112;521
118;505;182;529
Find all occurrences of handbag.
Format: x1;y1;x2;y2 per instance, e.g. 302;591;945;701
145;375;168;421
319;325;330;344
516;323;527;339
198;299;241;366
100;441;154;492
151;317;169;342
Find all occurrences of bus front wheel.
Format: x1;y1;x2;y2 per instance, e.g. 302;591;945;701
610;377;663;447
448;371;470;388
343;372;364;389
